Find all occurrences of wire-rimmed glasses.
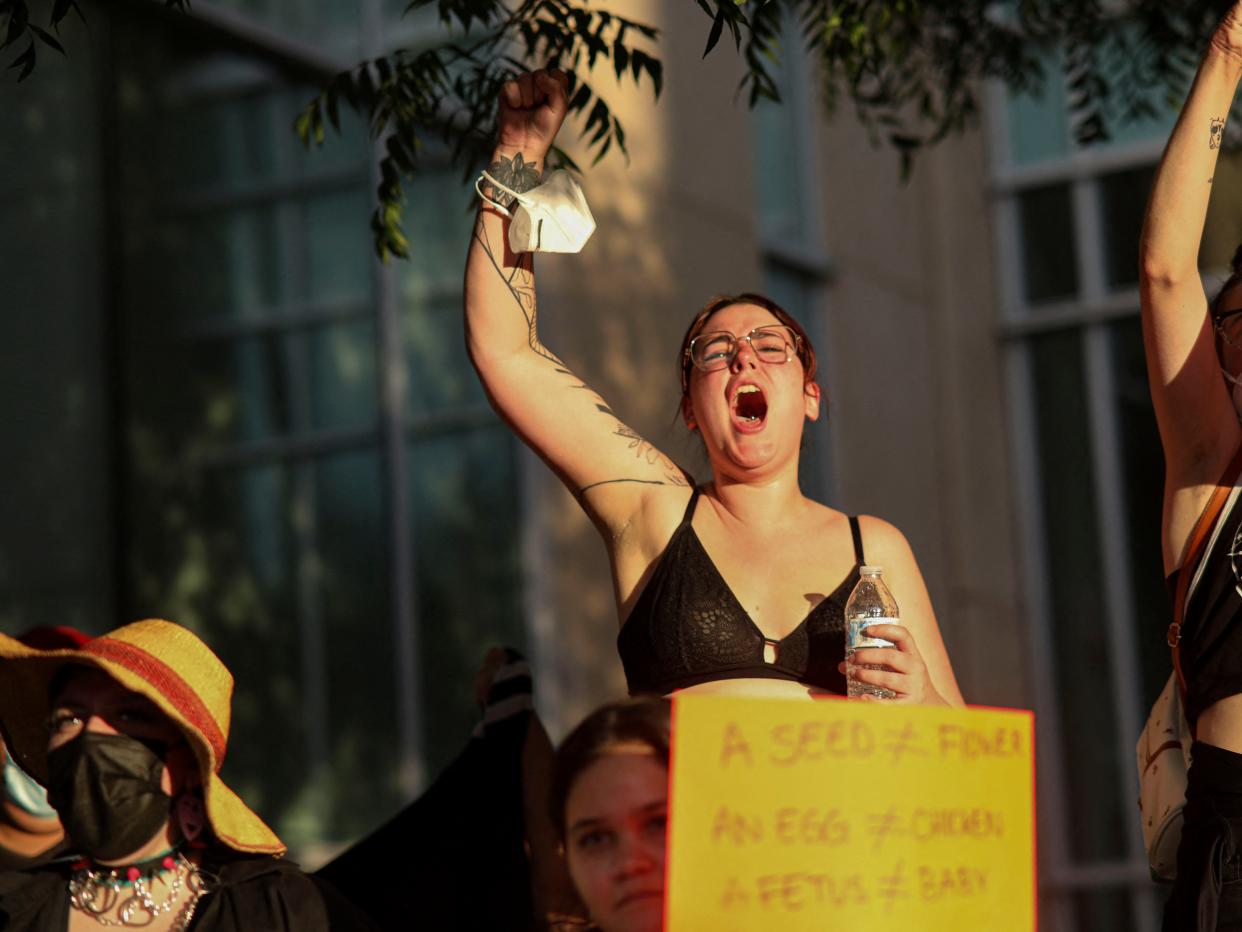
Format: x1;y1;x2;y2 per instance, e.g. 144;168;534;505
685;325;802;375
1216;308;1242;350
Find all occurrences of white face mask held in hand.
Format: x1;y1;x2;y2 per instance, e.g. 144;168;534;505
476;169;595;254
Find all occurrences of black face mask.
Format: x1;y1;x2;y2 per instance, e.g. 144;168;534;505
46;732;173;862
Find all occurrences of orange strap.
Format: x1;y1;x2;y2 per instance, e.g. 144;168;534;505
1171;444;1242;712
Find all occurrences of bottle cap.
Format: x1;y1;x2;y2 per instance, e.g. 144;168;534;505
859;565;884;576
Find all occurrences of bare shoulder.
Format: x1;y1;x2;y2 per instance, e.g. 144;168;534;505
853;515;923;572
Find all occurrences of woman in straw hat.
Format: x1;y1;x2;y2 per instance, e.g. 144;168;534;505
0;619;373;931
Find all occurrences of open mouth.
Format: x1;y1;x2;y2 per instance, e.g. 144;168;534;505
733;385;768;423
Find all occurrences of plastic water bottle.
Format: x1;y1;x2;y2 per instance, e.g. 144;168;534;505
844;565;901;700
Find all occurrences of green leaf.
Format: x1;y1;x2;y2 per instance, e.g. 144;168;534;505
703;9;726;58
9;41;36;82
29;25;63;54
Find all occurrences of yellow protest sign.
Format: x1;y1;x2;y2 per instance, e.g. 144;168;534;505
667;696;1034;932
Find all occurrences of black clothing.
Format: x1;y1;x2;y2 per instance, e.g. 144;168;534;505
317;695;538;931
0;852;370;931
618;487;861;695
1177;488;1242;726
0;839;67;874
1164;742;1242;932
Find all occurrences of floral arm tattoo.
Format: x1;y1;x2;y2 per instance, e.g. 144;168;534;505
473;160;689;495
482;152;543;209
1211;117;1225;151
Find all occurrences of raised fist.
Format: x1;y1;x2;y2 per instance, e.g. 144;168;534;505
1212;1;1242;61
497;69;569;158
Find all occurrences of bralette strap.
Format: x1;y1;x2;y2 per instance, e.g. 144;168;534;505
849;515;865;564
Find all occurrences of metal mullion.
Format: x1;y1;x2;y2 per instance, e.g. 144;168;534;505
165;167;369;215
987;139;1166;197
1082;323;1160;930
190;425;379;470
362;0;426;798
1046;861;1160;889
1004;340;1077;932
178;299;372;342
998;296;1140;339
1074;163;1160;928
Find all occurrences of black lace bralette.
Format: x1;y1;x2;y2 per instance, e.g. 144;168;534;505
617;487;862;695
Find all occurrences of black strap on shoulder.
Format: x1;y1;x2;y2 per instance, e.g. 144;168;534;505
849;515;864;564
681;486;702;525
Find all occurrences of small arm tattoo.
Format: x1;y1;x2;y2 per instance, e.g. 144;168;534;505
482;152;543;209
473;217;565;367
1211;117;1225;151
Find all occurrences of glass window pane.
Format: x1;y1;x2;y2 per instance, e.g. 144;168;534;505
314;451;401;841
1091;26;1181;152
1073;887;1134;932
403;297;487;417
1030;330;1128;861
399;171;473;299
157;81;281;191
1006;46;1071;167
1018;183;1080;305
125;463;308;842
306;188;374;304
1110;318;1171;709
751;15;809;245
144;208;283;323
154;335;290;446
764;266;830;502
310;320;379;430
202;0;363;59
408;427;524;774
1098;165;1156;290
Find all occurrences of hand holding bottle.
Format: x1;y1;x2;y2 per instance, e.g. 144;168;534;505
842;566;942;705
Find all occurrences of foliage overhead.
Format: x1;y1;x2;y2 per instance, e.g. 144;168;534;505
4;0;1238;260
1;0;187;80
297;0;1238;260
297;0;663;260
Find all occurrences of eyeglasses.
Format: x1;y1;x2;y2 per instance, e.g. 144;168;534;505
1216;308;1242;350
685;325;802;375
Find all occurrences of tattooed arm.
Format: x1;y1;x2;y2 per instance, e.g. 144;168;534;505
465;70;686;538
1139;2;1242;569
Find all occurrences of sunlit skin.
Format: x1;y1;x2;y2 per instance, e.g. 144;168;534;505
564;743;668;932
49;669;202;932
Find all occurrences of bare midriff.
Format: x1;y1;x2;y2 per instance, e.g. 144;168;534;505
1196;693;1242;753
669;677;836;700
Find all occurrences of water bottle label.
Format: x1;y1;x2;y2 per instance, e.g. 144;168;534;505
847;616;899;651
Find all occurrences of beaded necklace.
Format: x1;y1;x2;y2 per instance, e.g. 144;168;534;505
67;850;206;929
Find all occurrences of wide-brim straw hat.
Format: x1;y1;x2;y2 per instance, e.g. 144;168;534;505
0;619;285;855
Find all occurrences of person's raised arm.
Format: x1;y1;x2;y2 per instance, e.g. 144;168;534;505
1140;4;1242;521
464;70;688;538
